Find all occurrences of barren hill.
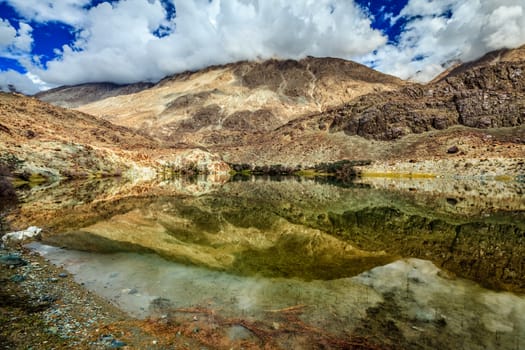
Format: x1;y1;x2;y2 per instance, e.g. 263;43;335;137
35;82;154;108
34;50;525;177
211;47;525;172
0;93;228;181
38;57;405;145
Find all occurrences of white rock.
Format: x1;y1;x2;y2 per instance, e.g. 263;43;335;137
2;226;42;242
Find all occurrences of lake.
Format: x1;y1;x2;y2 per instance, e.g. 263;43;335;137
13;175;525;349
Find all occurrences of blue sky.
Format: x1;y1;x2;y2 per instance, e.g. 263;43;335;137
0;0;524;94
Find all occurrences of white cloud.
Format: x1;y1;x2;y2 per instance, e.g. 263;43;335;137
5;0;92;26
13;22;33;51
36;0;387;86
484;5;524;49
0;18;33;53
3;0;525;91
0;19;17;48
362;0;525;81
0;69;41;94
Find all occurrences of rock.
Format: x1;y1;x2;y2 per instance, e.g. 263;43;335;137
110;340;127;348
0;253;28;266
227;325;256;341
2;226;42;243
10;274;26;282
446;198;458;205
100;334;114;342
25;130;36;139
447;146;459;154
41;295;58;303
58;272;68;278
149;297;174;317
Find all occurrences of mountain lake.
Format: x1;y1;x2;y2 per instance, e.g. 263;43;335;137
10;175;525;349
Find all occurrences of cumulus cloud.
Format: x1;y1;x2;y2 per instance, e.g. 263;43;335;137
0;69;42;94
36;0;387;85
0;19;17;48
0;18;33;54
4;0;92;26
361;0;525;81
2;0;525;91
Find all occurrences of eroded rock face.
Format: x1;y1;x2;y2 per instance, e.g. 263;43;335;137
222;109;280;131
325;62;525;140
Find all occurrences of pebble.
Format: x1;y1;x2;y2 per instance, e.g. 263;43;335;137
447;146;459;154
110;339;127;348
58;272;68;278
10;274;26;282
40;295;57;303
0;253;28;267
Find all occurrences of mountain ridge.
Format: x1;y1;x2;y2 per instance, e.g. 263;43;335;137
35;81;154;108
13;46;525;178
37;56;405;144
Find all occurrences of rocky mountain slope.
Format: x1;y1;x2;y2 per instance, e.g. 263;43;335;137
0;93;228;182
213;46;525;171
35;82;153;108
38;57;404;144
34;46;525;176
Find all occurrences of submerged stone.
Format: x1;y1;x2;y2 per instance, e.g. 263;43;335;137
0;253;27;267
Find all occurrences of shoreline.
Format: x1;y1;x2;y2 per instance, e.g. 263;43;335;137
0;243;212;349
1;243;385;350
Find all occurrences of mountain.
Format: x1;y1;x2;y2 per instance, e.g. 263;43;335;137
33;49;525;176
210;47;525;170
431;44;525;83
37;57;405;145
0;93;228;182
35;82;154;108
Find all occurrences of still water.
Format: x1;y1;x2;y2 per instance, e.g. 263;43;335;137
13;175;525;349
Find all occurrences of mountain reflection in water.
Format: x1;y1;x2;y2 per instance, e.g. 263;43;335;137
12;175;525;349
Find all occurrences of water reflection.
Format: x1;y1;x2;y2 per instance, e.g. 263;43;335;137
12;176;525;290
10;175;525;348
28;244;525;350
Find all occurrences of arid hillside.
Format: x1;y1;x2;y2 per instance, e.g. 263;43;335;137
0;93;228;181
33;48;525;176
211;46;525;171
38;57;405;145
35;82;154;108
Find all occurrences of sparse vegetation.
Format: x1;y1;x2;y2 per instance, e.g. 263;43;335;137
228;160;372;179
162;162;209;177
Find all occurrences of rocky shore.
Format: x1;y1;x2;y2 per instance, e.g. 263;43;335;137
1;241;155;349
1;240;230;350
